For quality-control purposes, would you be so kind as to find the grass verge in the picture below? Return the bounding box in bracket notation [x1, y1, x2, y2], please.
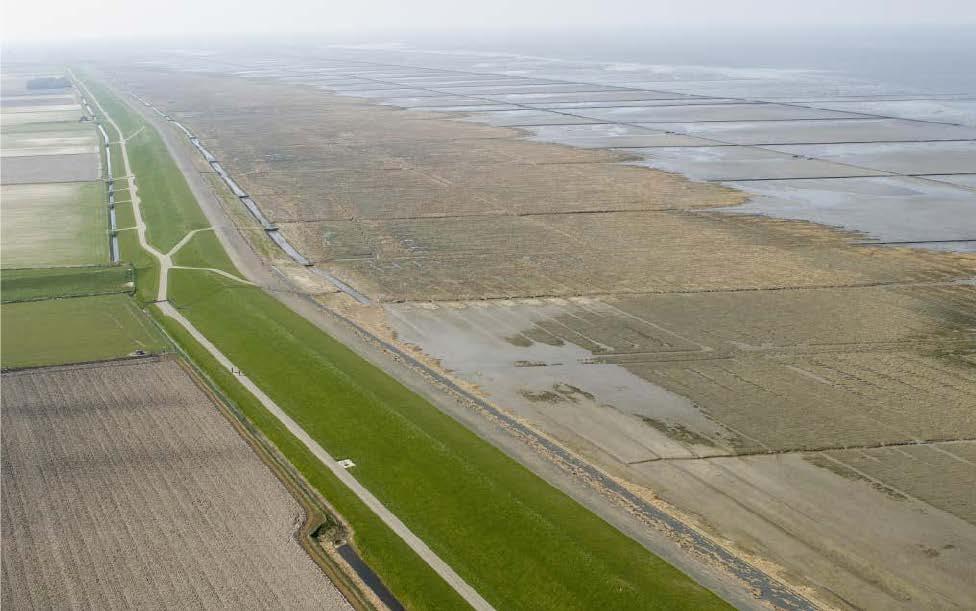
[113, 199, 159, 303]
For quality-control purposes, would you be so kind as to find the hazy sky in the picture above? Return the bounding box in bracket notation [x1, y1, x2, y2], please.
[4, 0, 976, 42]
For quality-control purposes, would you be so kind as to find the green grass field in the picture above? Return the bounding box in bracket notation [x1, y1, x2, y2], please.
[1, 293, 168, 368]
[1, 264, 133, 303]
[113, 199, 160, 303]
[1, 181, 109, 268]
[171, 229, 239, 276]
[83, 71, 729, 610]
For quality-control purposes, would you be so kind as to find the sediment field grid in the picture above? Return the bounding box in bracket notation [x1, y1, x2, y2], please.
[109, 54, 976, 609]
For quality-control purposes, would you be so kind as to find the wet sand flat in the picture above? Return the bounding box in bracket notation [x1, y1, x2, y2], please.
[631, 451, 976, 608]
[725, 176, 976, 243]
[628, 145, 882, 180]
[569, 102, 865, 122]
[788, 98, 976, 127]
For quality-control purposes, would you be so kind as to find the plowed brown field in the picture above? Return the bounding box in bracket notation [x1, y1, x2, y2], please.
[1, 358, 351, 610]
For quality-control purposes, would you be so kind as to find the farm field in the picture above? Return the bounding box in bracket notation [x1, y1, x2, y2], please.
[0, 181, 108, 267]
[108, 50, 976, 610]
[0, 73, 156, 370]
[0, 264, 133, 303]
[0, 86, 97, 184]
[1, 123, 98, 157]
[0, 294, 168, 368]
[0, 152, 100, 183]
[0, 357, 352, 609]
[1, 81, 108, 268]
[1, 108, 83, 125]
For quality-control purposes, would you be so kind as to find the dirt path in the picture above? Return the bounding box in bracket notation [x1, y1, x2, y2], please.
[74, 72, 495, 611]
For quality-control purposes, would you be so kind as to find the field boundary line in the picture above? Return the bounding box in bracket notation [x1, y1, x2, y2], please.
[0, 263, 128, 271]
[626, 437, 976, 465]
[0, 352, 162, 374]
[0, 288, 134, 305]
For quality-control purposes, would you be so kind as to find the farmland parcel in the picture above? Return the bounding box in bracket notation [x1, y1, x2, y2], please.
[0, 358, 352, 609]
[0, 294, 168, 368]
[0, 182, 108, 268]
[0, 74, 108, 268]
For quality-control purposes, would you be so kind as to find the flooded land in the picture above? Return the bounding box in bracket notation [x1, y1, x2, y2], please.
[100, 44, 976, 609]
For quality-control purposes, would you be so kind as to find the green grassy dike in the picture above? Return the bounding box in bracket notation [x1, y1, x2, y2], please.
[79, 69, 729, 611]
[153, 314, 466, 610]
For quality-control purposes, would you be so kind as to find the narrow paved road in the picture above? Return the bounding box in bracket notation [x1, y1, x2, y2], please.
[74, 71, 495, 611]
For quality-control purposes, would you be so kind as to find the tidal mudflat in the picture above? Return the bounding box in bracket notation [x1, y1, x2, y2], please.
[105, 46, 976, 609]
